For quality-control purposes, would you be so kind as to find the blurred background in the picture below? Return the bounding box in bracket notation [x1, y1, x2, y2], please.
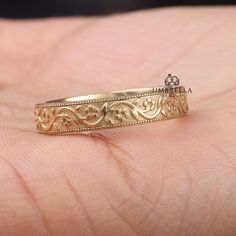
[0, 0, 235, 18]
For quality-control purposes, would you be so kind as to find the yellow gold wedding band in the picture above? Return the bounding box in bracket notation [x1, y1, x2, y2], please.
[35, 86, 189, 134]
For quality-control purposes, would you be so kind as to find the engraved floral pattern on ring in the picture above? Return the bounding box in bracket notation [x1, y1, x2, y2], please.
[35, 89, 188, 133]
[143, 98, 155, 111]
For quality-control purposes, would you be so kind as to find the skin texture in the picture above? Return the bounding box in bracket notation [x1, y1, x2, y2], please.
[0, 6, 236, 236]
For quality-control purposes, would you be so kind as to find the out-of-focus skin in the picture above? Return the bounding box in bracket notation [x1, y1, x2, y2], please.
[0, 7, 236, 236]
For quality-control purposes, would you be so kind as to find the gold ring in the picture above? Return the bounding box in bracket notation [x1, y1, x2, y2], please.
[35, 86, 189, 134]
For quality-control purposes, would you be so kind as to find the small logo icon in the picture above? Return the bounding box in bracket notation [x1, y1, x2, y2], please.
[165, 74, 180, 87]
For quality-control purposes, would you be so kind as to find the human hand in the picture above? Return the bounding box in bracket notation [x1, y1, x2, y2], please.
[0, 7, 236, 236]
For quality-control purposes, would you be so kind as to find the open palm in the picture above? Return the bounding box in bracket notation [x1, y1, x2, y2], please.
[0, 7, 236, 236]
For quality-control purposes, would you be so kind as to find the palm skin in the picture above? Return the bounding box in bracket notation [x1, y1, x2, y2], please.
[0, 6, 236, 236]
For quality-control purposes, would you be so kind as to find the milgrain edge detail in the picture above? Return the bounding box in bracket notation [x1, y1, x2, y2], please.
[35, 87, 189, 134]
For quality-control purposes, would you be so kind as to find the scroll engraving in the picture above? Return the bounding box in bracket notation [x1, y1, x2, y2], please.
[35, 92, 188, 133]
